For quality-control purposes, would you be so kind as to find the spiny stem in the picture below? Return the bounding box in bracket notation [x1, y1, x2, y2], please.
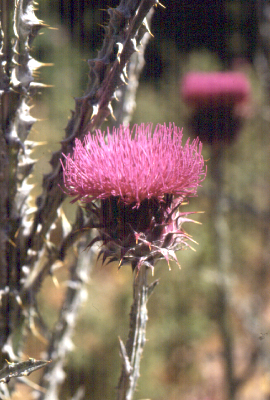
[117, 265, 158, 400]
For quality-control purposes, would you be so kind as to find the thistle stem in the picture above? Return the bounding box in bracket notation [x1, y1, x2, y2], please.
[116, 265, 158, 400]
[211, 146, 235, 399]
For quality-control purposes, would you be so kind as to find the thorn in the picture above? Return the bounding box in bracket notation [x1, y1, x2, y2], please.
[122, 65, 128, 79]
[157, 1, 166, 8]
[8, 238, 16, 248]
[120, 73, 128, 85]
[143, 17, 153, 37]
[118, 337, 132, 375]
[24, 140, 48, 147]
[30, 82, 54, 88]
[91, 104, 99, 118]
[15, 295, 23, 308]
[117, 42, 124, 62]
[148, 279, 159, 296]
[191, 220, 202, 225]
[189, 245, 197, 252]
[131, 38, 139, 52]
[185, 233, 199, 245]
[134, 232, 140, 244]
[29, 317, 48, 345]
[28, 59, 53, 69]
[159, 248, 171, 270]
[108, 102, 116, 120]
[168, 250, 181, 269]
[51, 274, 60, 288]
[96, 23, 106, 29]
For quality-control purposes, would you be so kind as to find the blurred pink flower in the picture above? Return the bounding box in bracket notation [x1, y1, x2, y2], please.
[181, 72, 250, 107]
[181, 72, 251, 145]
[61, 123, 206, 270]
[62, 123, 205, 205]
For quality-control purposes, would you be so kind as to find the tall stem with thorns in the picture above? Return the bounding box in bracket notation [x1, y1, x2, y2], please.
[117, 266, 158, 400]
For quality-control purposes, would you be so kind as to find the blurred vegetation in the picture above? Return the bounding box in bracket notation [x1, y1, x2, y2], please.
[22, 0, 270, 399]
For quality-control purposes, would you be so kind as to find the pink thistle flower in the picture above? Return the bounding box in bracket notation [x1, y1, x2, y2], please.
[61, 123, 206, 270]
[181, 72, 251, 145]
[181, 72, 250, 107]
[62, 123, 205, 205]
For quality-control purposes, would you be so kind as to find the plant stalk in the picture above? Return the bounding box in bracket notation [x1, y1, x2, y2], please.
[117, 265, 158, 400]
[210, 146, 236, 399]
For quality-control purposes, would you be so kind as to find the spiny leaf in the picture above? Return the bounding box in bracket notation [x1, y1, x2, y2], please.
[0, 358, 51, 383]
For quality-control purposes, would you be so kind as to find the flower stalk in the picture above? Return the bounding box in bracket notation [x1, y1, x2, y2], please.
[117, 265, 158, 400]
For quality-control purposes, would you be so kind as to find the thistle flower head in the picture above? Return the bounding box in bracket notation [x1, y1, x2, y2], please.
[181, 72, 251, 145]
[62, 123, 206, 270]
[62, 123, 205, 206]
[181, 72, 250, 107]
